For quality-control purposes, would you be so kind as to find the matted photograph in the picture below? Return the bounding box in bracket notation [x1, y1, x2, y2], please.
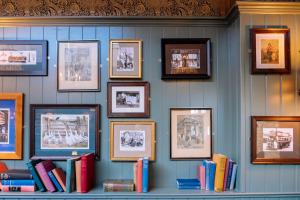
[262, 128, 293, 152]
[0, 109, 10, 144]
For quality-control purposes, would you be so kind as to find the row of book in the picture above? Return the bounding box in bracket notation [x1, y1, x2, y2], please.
[0, 169, 35, 192]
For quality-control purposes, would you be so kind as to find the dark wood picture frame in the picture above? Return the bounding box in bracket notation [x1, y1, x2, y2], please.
[107, 82, 150, 118]
[30, 104, 100, 160]
[251, 28, 290, 74]
[251, 116, 300, 164]
[161, 38, 211, 80]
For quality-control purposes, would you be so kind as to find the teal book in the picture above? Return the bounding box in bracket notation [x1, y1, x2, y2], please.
[66, 157, 79, 193]
[26, 160, 46, 192]
[142, 158, 149, 193]
[48, 171, 64, 192]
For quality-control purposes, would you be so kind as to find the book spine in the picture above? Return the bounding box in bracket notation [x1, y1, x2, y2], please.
[137, 159, 143, 193]
[226, 161, 234, 190]
[81, 157, 88, 193]
[26, 162, 46, 192]
[2, 180, 35, 186]
[133, 163, 137, 190]
[103, 183, 134, 192]
[229, 164, 238, 190]
[52, 169, 66, 192]
[0, 173, 33, 180]
[2, 185, 35, 192]
[75, 160, 81, 193]
[177, 185, 201, 190]
[142, 158, 149, 193]
[213, 155, 227, 192]
[209, 162, 216, 191]
[35, 163, 56, 192]
[204, 161, 210, 191]
[48, 171, 63, 192]
[222, 159, 230, 191]
[66, 159, 75, 193]
[200, 166, 206, 190]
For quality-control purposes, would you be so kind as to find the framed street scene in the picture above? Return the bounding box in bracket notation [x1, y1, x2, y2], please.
[170, 108, 212, 160]
[110, 121, 155, 161]
[0, 40, 47, 76]
[0, 93, 23, 160]
[30, 104, 100, 160]
[251, 116, 300, 164]
[251, 28, 290, 74]
[107, 82, 150, 118]
[161, 38, 211, 79]
[57, 41, 100, 91]
[109, 40, 142, 79]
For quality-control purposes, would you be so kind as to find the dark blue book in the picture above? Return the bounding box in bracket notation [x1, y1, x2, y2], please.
[48, 171, 64, 192]
[177, 185, 200, 190]
[26, 160, 46, 192]
[208, 162, 216, 191]
[2, 180, 35, 186]
[226, 160, 234, 190]
[142, 158, 149, 193]
[176, 179, 200, 186]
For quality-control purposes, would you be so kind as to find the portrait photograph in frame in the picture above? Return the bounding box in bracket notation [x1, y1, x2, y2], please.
[57, 41, 100, 91]
[251, 28, 290, 74]
[251, 116, 300, 164]
[0, 93, 23, 160]
[30, 104, 100, 160]
[161, 38, 211, 80]
[110, 121, 155, 161]
[107, 82, 150, 118]
[0, 40, 47, 76]
[170, 108, 212, 160]
[109, 39, 142, 79]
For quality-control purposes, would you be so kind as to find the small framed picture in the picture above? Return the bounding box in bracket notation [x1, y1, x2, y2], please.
[57, 41, 100, 91]
[107, 82, 150, 118]
[30, 104, 100, 160]
[109, 40, 142, 79]
[170, 108, 212, 160]
[110, 121, 155, 161]
[251, 28, 290, 74]
[251, 116, 300, 164]
[0, 40, 47, 76]
[161, 38, 211, 79]
[0, 93, 23, 160]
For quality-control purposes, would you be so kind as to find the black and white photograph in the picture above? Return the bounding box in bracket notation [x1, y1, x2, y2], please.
[41, 114, 89, 149]
[116, 91, 140, 108]
[116, 47, 134, 71]
[0, 109, 9, 144]
[171, 49, 200, 70]
[262, 128, 293, 152]
[120, 130, 145, 152]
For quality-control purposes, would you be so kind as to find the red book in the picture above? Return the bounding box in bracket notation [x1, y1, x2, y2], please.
[35, 160, 56, 192]
[52, 168, 66, 192]
[223, 159, 230, 191]
[81, 153, 95, 193]
[136, 158, 143, 193]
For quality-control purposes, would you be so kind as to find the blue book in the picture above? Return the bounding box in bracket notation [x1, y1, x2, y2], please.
[2, 180, 35, 186]
[226, 160, 234, 190]
[48, 171, 64, 192]
[202, 160, 210, 190]
[142, 158, 149, 193]
[176, 179, 200, 186]
[229, 164, 238, 190]
[177, 185, 200, 190]
[208, 162, 216, 191]
[66, 157, 79, 193]
[26, 160, 46, 192]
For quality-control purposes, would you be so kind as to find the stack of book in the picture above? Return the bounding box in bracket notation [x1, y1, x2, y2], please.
[0, 169, 35, 192]
[103, 179, 134, 192]
[176, 179, 200, 190]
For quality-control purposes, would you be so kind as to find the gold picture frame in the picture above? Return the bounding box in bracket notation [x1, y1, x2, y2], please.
[110, 121, 155, 161]
[109, 39, 142, 79]
[0, 93, 23, 160]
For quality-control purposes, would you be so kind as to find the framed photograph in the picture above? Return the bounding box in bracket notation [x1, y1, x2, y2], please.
[0, 93, 23, 160]
[251, 116, 300, 164]
[109, 40, 142, 79]
[30, 104, 100, 160]
[161, 38, 211, 79]
[170, 108, 212, 160]
[110, 121, 155, 161]
[0, 40, 47, 76]
[107, 82, 150, 118]
[251, 28, 290, 74]
[57, 41, 100, 91]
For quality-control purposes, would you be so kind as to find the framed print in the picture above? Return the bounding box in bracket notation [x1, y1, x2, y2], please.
[170, 108, 212, 160]
[251, 116, 300, 164]
[0, 93, 23, 160]
[107, 82, 150, 118]
[57, 41, 100, 91]
[161, 38, 211, 80]
[109, 40, 142, 79]
[0, 40, 47, 76]
[110, 121, 155, 161]
[251, 28, 290, 74]
[30, 104, 100, 160]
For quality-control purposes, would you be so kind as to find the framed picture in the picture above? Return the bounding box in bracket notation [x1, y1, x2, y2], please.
[0, 40, 47, 76]
[57, 41, 100, 91]
[0, 93, 23, 160]
[109, 40, 142, 79]
[107, 82, 150, 118]
[30, 104, 100, 160]
[251, 28, 290, 74]
[251, 116, 300, 164]
[170, 108, 212, 160]
[161, 38, 211, 79]
[110, 121, 155, 161]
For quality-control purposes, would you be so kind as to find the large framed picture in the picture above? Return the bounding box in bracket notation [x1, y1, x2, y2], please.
[161, 38, 211, 79]
[251, 116, 300, 164]
[107, 82, 150, 118]
[251, 28, 290, 74]
[170, 108, 212, 160]
[0, 93, 23, 160]
[110, 121, 155, 161]
[30, 104, 100, 160]
[0, 40, 47, 76]
[57, 41, 100, 91]
[109, 40, 142, 79]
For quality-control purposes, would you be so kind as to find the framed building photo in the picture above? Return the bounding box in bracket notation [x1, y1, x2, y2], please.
[161, 38, 211, 79]
[57, 41, 100, 91]
[0, 40, 47, 76]
[107, 82, 150, 118]
[170, 108, 212, 160]
[110, 121, 155, 161]
[109, 40, 142, 79]
[251, 28, 290, 74]
[251, 116, 300, 164]
[0, 93, 23, 160]
[30, 104, 100, 160]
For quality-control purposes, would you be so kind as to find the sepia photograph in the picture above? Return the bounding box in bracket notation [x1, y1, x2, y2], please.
[262, 128, 293, 152]
[0, 50, 37, 65]
[170, 49, 200, 74]
[0, 109, 9, 144]
[260, 39, 279, 64]
[116, 91, 140, 108]
[120, 130, 145, 151]
[116, 47, 134, 71]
